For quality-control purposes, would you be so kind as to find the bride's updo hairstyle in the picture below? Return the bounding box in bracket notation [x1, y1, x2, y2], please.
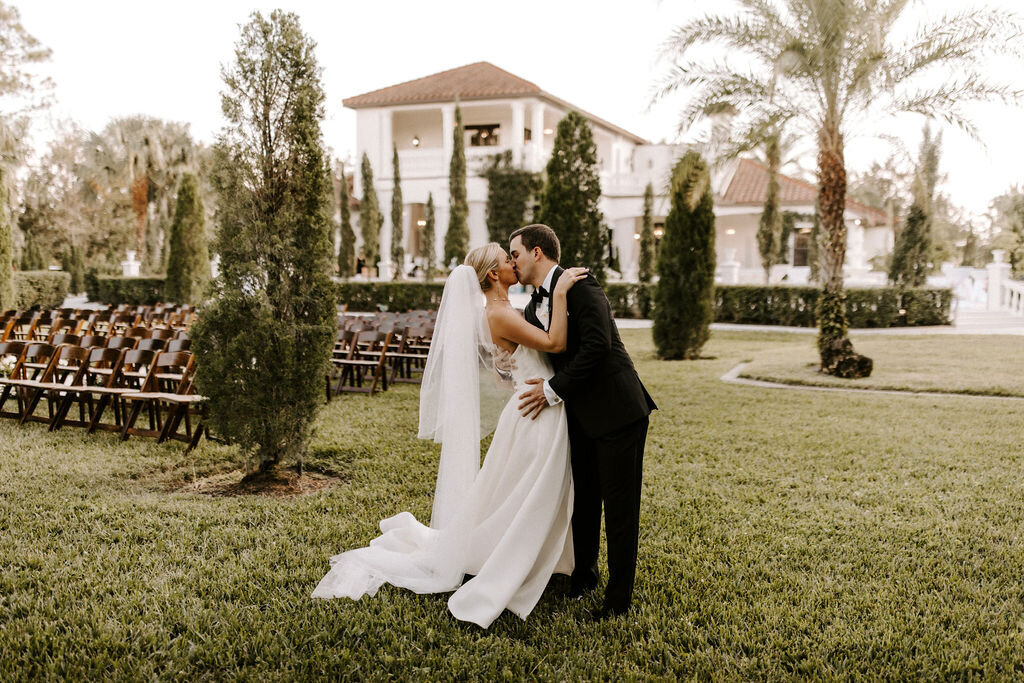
[464, 243, 504, 292]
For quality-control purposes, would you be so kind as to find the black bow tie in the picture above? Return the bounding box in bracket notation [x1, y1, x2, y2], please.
[530, 286, 549, 306]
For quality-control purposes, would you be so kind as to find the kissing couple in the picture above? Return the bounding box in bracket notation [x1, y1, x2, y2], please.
[313, 224, 656, 627]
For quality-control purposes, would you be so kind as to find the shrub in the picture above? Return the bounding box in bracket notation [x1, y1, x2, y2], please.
[336, 281, 445, 312]
[605, 283, 953, 328]
[14, 270, 70, 309]
[86, 276, 165, 306]
[192, 11, 336, 475]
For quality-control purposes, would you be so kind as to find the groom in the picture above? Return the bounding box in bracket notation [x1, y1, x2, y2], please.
[510, 224, 656, 619]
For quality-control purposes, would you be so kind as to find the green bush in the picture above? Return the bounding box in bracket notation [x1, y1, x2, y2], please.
[604, 283, 952, 328]
[13, 270, 70, 309]
[336, 281, 445, 312]
[86, 275, 166, 305]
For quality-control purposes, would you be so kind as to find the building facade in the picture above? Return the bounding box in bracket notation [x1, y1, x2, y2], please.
[342, 62, 892, 283]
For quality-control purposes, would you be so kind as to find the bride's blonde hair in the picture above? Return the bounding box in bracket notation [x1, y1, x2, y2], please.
[464, 243, 504, 292]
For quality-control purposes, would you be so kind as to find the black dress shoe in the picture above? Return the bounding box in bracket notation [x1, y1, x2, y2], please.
[592, 605, 630, 621]
[568, 580, 598, 599]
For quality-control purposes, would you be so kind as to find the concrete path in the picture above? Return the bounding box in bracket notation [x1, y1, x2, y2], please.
[720, 362, 1024, 402]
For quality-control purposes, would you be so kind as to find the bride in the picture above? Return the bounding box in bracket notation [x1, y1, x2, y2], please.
[312, 243, 589, 628]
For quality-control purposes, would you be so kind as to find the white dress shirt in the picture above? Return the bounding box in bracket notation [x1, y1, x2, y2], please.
[536, 266, 563, 407]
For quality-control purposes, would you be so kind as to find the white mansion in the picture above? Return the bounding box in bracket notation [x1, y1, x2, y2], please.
[342, 61, 892, 284]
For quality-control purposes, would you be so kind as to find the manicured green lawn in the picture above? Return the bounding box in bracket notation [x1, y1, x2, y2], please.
[739, 332, 1024, 396]
[3, 329, 1024, 678]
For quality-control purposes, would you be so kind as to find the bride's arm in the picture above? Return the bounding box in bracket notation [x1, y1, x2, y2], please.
[489, 267, 588, 352]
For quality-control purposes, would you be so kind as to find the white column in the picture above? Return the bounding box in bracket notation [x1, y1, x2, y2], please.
[530, 102, 545, 172]
[511, 100, 525, 166]
[988, 249, 1010, 311]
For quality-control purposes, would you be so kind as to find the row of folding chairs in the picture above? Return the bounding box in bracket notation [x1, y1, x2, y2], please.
[326, 323, 434, 399]
[0, 341, 207, 451]
[1, 307, 196, 342]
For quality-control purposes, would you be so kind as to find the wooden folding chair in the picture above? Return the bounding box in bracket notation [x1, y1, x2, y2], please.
[330, 330, 392, 396]
[0, 342, 58, 419]
[2, 313, 38, 342]
[49, 347, 126, 431]
[388, 325, 433, 384]
[84, 348, 157, 433]
[152, 374, 208, 452]
[120, 351, 195, 441]
[18, 345, 92, 425]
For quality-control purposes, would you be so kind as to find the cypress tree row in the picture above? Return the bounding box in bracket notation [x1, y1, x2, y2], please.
[164, 172, 209, 304]
[391, 143, 403, 279]
[652, 150, 716, 360]
[20, 231, 45, 270]
[337, 169, 356, 278]
[536, 111, 606, 282]
[0, 170, 14, 311]
[638, 182, 655, 283]
[191, 10, 336, 475]
[423, 192, 436, 281]
[359, 152, 382, 273]
[444, 104, 468, 266]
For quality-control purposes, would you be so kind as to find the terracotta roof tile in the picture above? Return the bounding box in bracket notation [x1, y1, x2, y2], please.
[343, 62, 542, 108]
[721, 158, 888, 224]
[343, 61, 646, 144]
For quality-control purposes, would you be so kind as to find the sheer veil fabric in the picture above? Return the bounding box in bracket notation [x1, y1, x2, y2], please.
[312, 266, 574, 628]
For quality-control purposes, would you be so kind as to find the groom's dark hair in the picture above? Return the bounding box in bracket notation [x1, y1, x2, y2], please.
[510, 224, 560, 262]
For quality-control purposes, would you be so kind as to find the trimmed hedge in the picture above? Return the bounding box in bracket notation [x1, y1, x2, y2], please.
[606, 283, 953, 328]
[86, 275, 166, 306]
[336, 281, 445, 312]
[14, 270, 70, 309]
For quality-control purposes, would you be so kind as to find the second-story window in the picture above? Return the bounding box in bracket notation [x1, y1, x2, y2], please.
[466, 124, 500, 147]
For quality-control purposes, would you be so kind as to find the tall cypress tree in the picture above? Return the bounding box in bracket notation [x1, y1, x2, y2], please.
[164, 172, 209, 304]
[653, 150, 715, 360]
[191, 10, 336, 475]
[70, 244, 85, 294]
[757, 134, 783, 283]
[444, 104, 469, 266]
[536, 111, 606, 282]
[890, 124, 939, 288]
[638, 182, 655, 283]
[391, 143, 404, 279]
[0, 169, 14, 311]
[359, 152, 382, 272]
[337, 167, 356, 278]
[423, 192, 436, 281]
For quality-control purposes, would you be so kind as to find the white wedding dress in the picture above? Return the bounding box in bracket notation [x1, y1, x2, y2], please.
[312, 342, 574, 629]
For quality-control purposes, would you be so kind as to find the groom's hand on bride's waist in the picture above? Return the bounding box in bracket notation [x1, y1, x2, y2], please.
[518, 378, 548, 419]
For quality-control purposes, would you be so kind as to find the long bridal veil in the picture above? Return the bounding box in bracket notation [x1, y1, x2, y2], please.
[417, 264, 502, 529]
[312, 265, 502, 599]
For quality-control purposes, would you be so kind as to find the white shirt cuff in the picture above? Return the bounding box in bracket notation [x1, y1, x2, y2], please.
[542, 380, 562, 406]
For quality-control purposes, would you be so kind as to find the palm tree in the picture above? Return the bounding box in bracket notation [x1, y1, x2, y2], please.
[657, 0, 1023, 377]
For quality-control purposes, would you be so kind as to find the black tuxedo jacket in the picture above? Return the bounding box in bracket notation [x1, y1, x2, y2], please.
[524, 266, 656, 439]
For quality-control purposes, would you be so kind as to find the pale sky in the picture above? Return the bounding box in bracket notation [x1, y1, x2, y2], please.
[15, 0, 1024, 218]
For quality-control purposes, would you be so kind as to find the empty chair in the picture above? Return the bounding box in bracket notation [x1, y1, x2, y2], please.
[0, 342, 57, 419]
[79, 335, 108, 349]
[18, 345, 91, 425]
[84, 348, 157, 433]
[165, 338, 191, 352]
[120, 351, 195, 441]
[105, 336, 138, 351]
[49, 347, 125, 432]
[136, 338, 166, 352]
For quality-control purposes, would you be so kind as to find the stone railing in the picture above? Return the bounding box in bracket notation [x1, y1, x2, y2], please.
[988, 250, 1024, 316]
[1002, 278, 1024, 316]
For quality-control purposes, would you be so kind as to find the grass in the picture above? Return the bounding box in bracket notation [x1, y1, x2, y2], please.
[3, 329, 1024, 678]
[738, 332, 1024, 396]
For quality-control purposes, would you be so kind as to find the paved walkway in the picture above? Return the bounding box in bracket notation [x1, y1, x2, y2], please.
[719, 362, 1024, 401]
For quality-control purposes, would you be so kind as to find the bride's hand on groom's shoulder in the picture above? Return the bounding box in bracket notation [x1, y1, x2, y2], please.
[555, 267, 589, 296]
